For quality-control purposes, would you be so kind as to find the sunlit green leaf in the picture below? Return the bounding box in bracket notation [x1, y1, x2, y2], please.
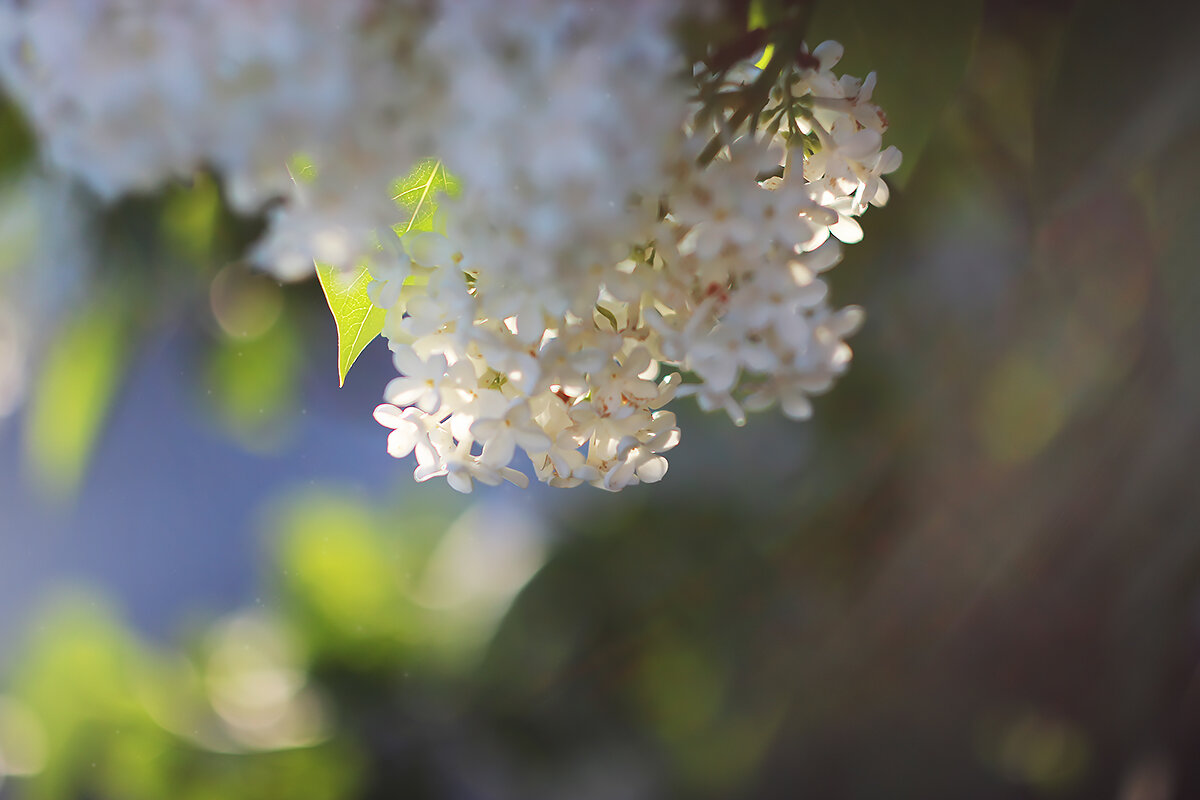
[315, 261, 385, 387]
[747, 0, 774, 67]
[24, 303, 128, 498]
[317, 159, 460, 384]
[747, 0, 769, 28]
[391, 158, 460, 236]
[289, 152, 319, 184]
[808, 0, 982, 188]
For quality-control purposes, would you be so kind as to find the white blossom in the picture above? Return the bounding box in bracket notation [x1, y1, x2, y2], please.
[359, 29, 898, 493]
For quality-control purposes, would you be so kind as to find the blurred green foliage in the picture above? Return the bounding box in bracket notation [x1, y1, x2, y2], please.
[2, 0, 1200, 798]
[23, 302, 129, 498]
[206, 315, 300, 449]
[5, 595, 363, 800]
[0, 491, 550, 798]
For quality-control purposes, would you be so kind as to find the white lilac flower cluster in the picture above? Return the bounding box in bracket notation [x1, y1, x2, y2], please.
[0, 0, 900, 492]
[367, 34, 899, 492]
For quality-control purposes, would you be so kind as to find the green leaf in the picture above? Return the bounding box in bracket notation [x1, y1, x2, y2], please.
[24, 302, 128, 498]
[392, 158, 460, 236]
[316, 261, 385, 387]
[317, 159, 460, 385]
[807, 0, 982, 188]
[746, 0, 778, 66]
[747, 0, 770, 28]
[288, 152, 319, 183]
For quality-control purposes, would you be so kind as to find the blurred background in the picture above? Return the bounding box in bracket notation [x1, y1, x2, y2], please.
[2, 0, 1200, 797]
